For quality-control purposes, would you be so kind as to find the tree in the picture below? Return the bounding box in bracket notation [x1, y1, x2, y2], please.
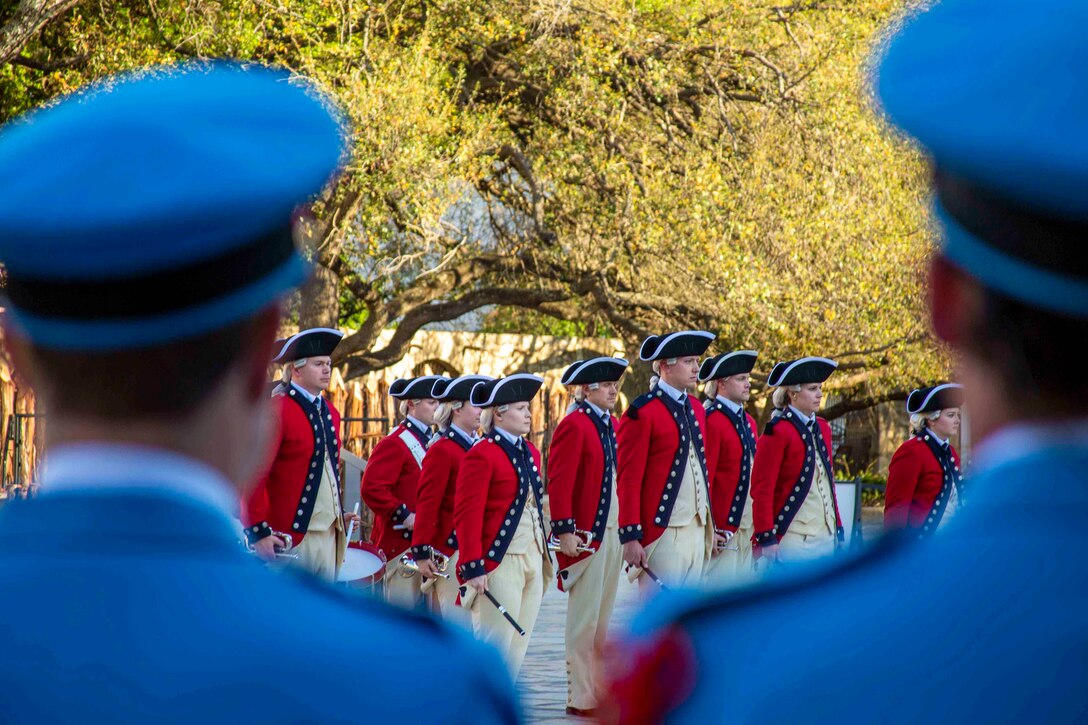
[0, 0, 944, 418]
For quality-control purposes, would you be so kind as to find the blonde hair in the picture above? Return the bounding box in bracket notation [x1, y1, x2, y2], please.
[910, 410, 942, 433]
[771, 384, 802, 410]
[480, 407, 495, 432]
[434, 402, 454, 429]
[398, 399, 409, 418]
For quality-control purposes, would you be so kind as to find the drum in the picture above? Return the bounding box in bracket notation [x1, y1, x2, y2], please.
[337, 542, 386, 591]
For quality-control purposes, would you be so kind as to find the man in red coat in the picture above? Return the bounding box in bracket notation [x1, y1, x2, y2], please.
[361, 374, 442, 607]
[751, 356, 843, 565]
[455, 374, 552, 677]
[244, 328, 360, 580]
[411, 374, 491, 619]
[699, 350, 760, 581]
[549, 356, 628, 716]
[618, 331, 716, 595]
[885, 383, 965, 537]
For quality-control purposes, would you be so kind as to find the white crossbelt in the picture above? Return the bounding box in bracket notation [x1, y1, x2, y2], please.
[398, 428, 426, 468]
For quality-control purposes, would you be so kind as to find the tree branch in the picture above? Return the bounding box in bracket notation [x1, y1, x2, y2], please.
[0, 0, 82, 66]
[337, 285, 576, 378]
[821, 389, 909, 421]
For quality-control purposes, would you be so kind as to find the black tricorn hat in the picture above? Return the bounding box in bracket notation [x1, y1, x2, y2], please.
[433, 374, 493, 402]
[390, 375, 445, 400]
[278, 328, 344, 363]
[907, 383, 965, 414]
[562, 357, 629, 385]
[638, 331, 715, 362]
[768, 357, 838, 386]
[469, 373, 545, 408]
[698, 350, 758, 382]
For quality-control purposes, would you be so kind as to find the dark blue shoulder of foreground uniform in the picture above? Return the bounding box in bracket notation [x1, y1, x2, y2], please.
[627, 529, 910, 638]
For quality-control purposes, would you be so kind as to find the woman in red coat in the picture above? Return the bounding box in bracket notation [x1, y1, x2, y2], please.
[410, 374, 490, 619]
[751, 356, 843, 565]
[699, 349, 760, 581]
[884, 383, 965, 538]
[548, 356, 627, 716]
[455, 374, 552, 678]
[360, 374, 442, 608]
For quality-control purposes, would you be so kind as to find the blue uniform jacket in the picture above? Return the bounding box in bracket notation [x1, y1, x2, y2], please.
[0, 488, 519, 724]
[613, 439, 1088, 723]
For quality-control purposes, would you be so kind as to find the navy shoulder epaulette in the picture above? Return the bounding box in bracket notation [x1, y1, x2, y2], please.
[624, 392, 655, 420]
[763, 415, 785, 436]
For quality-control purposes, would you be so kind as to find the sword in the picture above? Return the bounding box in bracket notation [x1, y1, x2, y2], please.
[626, 563, 670, 591]
[482, 590, 526, 636]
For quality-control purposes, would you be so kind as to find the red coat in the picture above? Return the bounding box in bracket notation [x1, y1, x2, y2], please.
[454, 433, 550, 581]
[751, 409, 842, 546]
[703, 401, 758, 534]
[243, 387, 341, 545]
[617, 388, 711, 548]
[410, 427, 473, 560]
[360, 420, 430, 560]
[884, 433, 963, 532]
[547, 403, 619, 585]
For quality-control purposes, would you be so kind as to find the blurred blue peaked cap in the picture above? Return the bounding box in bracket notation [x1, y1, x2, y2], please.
[875, 0, 1088, 319]
[0, 61, 347, 349]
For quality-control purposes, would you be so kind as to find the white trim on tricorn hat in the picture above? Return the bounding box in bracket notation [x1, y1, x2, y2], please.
[390, 375, 445, 400]
[560, 360, 584, 386]
[906, 383, 965, 415]
[698, 350, 758, 383]
[469, 373, 545, 408]
[565, 357, 629, 385]
[772, 356, 838, 386]
[638, 330, 716, 362]
[270, 337, 290, 363]
[766, 361, 787, 388]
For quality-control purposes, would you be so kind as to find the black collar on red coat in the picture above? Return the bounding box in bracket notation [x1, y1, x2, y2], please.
[441, 426, 473, 452]
[709, 400, 756, 452]
[403, 418, 431, 447]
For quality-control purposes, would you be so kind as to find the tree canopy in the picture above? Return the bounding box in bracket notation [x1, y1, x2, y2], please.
[0, 0, 944, 417]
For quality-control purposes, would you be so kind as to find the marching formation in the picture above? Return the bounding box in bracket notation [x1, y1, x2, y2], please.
[4, 0, 1088, 720]
[247, 325, 966, 716]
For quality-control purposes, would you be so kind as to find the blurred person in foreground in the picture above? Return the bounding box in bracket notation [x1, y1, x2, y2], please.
[0, 62, 517, 724]
[602, 0, 1088, 721]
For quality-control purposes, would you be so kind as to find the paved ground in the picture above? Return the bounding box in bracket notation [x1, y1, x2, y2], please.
[518, 570, 638, 723]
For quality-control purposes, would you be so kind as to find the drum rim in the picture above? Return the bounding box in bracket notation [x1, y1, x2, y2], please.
[339, 541, 387, 584]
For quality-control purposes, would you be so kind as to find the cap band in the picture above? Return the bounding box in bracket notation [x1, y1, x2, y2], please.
[936, 169, 1088, 279]
[5, 226, 294, 321]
